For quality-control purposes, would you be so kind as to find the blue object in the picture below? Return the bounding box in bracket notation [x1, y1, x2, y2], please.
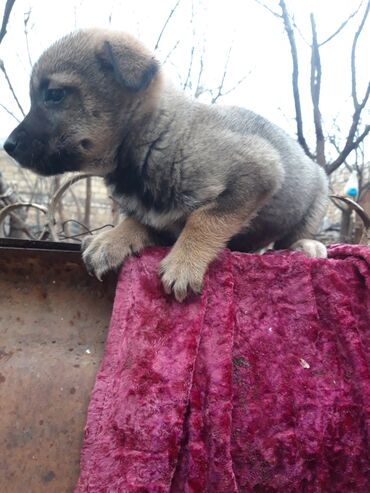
[347, 187, 357, 197]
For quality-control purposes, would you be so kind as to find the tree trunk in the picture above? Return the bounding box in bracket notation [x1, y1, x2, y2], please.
[340, 208, 353, 243]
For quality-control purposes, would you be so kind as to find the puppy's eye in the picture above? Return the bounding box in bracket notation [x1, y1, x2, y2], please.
[44, 88, 66, 105]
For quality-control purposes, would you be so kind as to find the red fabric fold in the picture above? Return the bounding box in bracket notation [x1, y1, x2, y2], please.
[75, 246, 370, 493]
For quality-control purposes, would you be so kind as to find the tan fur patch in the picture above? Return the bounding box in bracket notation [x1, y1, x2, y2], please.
[159, 205, 250, 301]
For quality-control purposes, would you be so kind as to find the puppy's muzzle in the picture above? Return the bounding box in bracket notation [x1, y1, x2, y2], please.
[4, 128, 28, 157]
[4, 126, 45, 168]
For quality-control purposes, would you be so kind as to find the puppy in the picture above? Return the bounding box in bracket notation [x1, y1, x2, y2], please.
[4, 29, 328, 301]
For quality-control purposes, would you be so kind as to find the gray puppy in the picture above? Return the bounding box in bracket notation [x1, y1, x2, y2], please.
[4, 29, 328, 301]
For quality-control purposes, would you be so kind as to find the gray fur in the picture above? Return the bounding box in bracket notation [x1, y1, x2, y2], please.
[3, 29, 329, 299]
[105, 81, 328, 249]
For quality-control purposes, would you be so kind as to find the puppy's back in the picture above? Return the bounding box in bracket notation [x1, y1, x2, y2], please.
[210, 104, 327, 203]
[197, 104, 329, 248]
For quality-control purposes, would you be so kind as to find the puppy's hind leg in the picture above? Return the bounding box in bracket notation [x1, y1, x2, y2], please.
[288, 238, 327, 258]
[274, 192, 329, 259]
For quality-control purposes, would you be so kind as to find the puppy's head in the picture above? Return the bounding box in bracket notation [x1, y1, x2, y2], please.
[3, 29, 161, 176]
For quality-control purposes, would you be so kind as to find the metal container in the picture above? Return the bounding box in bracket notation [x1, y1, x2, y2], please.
[0, 239, 116, 493]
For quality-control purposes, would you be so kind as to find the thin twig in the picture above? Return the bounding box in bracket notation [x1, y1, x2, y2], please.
[216, 73, 250, 99]
[154, 0, 181, 50]
[211, 43, 233, 104]
[84, 176, 92, 230]
[0, 101, 20, 121]
[254, 0, 281, 18]
[194, 49, 205, 98]
[0, 0, 16, 45]
[183, 0, 196, 91]
[291, 14, 310, 45]
[0, 59, 25, 116]
[23, 9, 33, 67]
[58, 222, 114, 242]
[359, 181, 370, 199]
[320, 1, 364, 46]
[351, 0, 370, 109]
[162, 40, 180, 65]
[327, 124, 370, 174]
[183, 46, 194, 90]
[68, 187, 83, 222]
[328, 135, 352, 171]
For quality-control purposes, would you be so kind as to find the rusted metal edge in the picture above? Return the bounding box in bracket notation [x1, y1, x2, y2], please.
[0, 237, 81, 252]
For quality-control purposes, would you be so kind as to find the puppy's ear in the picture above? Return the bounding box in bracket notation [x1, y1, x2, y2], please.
[96, 38, 159, 92]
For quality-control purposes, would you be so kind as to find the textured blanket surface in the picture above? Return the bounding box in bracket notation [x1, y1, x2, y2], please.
[75, 245, 370, 493]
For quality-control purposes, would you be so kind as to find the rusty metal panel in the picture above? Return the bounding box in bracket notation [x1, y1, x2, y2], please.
[0, 242, 116, 493]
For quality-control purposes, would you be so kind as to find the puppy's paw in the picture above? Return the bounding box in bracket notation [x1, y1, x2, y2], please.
[81, 234, 94, 252]
[289, 239, 327, 258]
[81, 229, 144, 280]
[159, 250, 206, 302]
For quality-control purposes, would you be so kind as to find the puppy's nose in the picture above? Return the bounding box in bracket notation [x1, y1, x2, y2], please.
[3, 134, 17, 155]
[4, 129, 28, 158]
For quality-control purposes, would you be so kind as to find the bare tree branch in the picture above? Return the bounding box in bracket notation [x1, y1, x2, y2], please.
[0, 59, 25, 116]
[0, 101, 20, 121]
[211, 44, 233, 104]
[84, 176, 92, 231]
[23, 9, 33, 67]
[353, 143, 366, 192]
[319, 1, 364, 46]
[162, 40, 180, 65]
[67, 187, 83, 223]
[310, 14, 325, 166]
[258, 0, 369, 180]
[351, 0, 370, 109]
[291, 14, 310, 45]
[326, 1, 370, 173]
[0, 0, 16, 45]
[154, 0, 182, 51]
[359, 181, 370, 198]
[328, 134, 352, 171]
[327, 124, 370, 174]
[254, 0, 281, 19]
[214, 73, 250, 101]
[194, 52, 205, 98]
[279, 0, 314, 159]
[183, 45, 194, 90]
[183, 0, 196, 91]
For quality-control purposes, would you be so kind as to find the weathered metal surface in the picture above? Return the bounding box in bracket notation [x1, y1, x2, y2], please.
[0, 241, 116, 493]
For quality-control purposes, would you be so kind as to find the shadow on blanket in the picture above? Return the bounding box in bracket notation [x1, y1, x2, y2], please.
[75, 245, 370, 493]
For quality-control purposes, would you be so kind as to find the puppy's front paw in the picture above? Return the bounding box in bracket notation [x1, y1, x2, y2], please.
[81, 229, 142, 280]
[159, 250, 206, 302]
[289, 239, 327, 258]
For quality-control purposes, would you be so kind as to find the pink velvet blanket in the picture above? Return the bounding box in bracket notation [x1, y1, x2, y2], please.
[75, 245, 370, 493]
